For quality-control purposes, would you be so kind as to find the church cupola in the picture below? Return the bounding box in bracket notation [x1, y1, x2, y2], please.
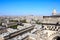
[52, 9, 57, 15]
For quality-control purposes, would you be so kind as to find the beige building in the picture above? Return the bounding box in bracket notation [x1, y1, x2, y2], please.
[42, 9, 60, 23]
[0, 27, 7, 34]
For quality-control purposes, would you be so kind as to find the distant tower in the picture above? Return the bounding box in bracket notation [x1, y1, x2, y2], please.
[52, 9, 57, 15]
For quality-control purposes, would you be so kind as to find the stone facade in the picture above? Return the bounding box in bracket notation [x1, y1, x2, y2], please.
[42, 16, 60, 23]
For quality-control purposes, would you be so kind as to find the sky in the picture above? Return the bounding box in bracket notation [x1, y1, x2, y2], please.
[0, 0, 60, 16]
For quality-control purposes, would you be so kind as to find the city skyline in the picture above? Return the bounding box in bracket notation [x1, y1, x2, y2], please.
[0, 0, 60, 16]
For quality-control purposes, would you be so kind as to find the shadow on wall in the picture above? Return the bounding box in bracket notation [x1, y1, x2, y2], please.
[53, 36, 60, 40]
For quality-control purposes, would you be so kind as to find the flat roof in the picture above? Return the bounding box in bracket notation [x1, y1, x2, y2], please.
[43, 15, 60, 18]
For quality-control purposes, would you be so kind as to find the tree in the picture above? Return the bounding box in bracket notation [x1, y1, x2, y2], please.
[9, 20, 18, 22]
[20, 19, 27, 23]
[36, 20, 41, 24]
[9, 25, 17, 29]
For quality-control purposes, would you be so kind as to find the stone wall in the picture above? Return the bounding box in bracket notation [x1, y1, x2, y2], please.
[42, 16, 60, 23]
